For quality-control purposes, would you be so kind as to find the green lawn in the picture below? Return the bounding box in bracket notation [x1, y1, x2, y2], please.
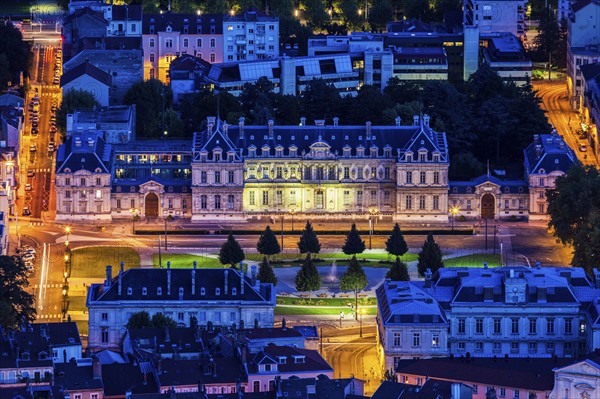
[275, 306, 378, 316]
[70, 246, 140, 278]
[245, 252, 417, 267]
[276, 296, 376, 306]
[444, 254, 502, 267]
[153, 253, 224, 268]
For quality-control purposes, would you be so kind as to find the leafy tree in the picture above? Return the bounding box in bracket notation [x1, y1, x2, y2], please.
[256, 225, 281, 260]
[533, 7, 565, 68]
[123, 79, 175, 138]
[368, 0, 394, 32]
[385, 223, 408, 258]
[0, 54, 12, 91]
[342, 224, 366, 255]
[180, 89, 243, 135]
[257, 256, 278, 285]
[344, 85, 394, 125]
[417, 233, 444, 276]
[486, 387, 497, 399]
[298, 221, 321, 255]
[339, 0, 364, 30]
[295, 253, 321, 298]
[0, 23, 30, 89]
[151, 312, 177, 328]
[449, 152, 485, 180]
[0, 256, 35, 330]
[547, 165, 600, 274]
[239, 77, 276, 124]
[386, 257, 410, 281]
[383, 77, 422, 104]
[299, 79, 342, 123]
[382, 368, 397, 382]
[57, 89, 99, 134]
[126, 311, 152, 329]
[340, 255, 368, 318]
[302, 0, 329, 29]
[219, 233, 246, 268]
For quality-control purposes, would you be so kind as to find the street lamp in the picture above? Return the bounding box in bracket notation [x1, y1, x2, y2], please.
[289, 209, 295, 231]
[164, 214, 173, 250]
[449, 205, 459, 231]
[339, 311, 344, 328]
[368, 208, 378, 250]
[360, 308, 366, 338]
[65, 226, 71, 249]
[130, 208, 139, 234]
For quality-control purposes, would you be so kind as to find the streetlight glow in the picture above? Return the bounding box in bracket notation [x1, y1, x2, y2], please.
[450, 205, 459, 230]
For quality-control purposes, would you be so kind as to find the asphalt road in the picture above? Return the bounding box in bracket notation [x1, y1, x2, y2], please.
[534, 80, 597, 165]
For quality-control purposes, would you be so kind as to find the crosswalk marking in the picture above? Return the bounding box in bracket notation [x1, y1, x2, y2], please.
[29, 222, 45, 226]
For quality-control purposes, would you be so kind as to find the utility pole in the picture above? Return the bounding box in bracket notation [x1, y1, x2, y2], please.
[281, 216, 284, 252]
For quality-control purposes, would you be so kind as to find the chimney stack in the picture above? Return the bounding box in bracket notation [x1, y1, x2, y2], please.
[395, 116, 401, 126]
[207, 116, 216, 133]
[423, 114, 430, 127]
[223, 122, 228, 136]
[224, 270, 229, 295]
[594, 270, 600, 289]
[192, 261, 197, 295]
[333, 117, 339, 126]
[268, 119, 274, 140]
[424, 268, 432, 288]
[240, 270, 245, 295]
[92, 356, 102, 380]
[300, 117, 306, 126]
[413, 115, 419, 126]
[167, 261, 171, 296]
[250, 265, 257, 287]
[105, 266, 112, 289]
[239, 117, 245, 139]
[366, 121, 372, 138]
[118, 262, 124, 296]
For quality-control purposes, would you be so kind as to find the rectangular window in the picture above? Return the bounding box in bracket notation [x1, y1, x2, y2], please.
[200, 195, 207, 209]
[357, 190, 363, 205]
[420, 171, 426, 184]
[500, 388, 506, 397]
[458, 342, 466, 351]
[529, 342, 537, 352]
[95, 189, 102, 199]
[182, 198, 187, 209]
[227, 195, 234, 210]
[384, 167, 390, 179]
[168, 198, 173, 209]
[149, 38, 155, 47]
[130, 199, 135, 208]
[197, 38, 202, 46]
[494, 318, 501, 334]
[370, 190, 377, 203]
[406, 171, 412, 184]
[493, 342, 501, 352]
[529, 318, 537, 334]
[276, 190, 283, 206]
[96, 177, 101, 186]
[165, 38, 173, 48]
[249, 191, 255, 206]
[343, 190, 350, 205]
[101, 328, 108, 343]
[476, 318, 483, 334]
[214, 171, 221, 183]
[419, 195, 426, 210]
[116, 199, 121, 209]
[384, 190, 391, 205]
[467, 199, 472, 210]
[66, 177, 71, 186]
[476, 342, 483, 352]
[178, 312, 184, 321]
[183, 38, 189, 47]
[433, 171, 440, 184]
[228, 171, 235, 183]
[511, 318, 519, 334]
[547, 318, 555, 334]
[65, 191, 71, 199]
[276, 167, 283, 178]
[433, 195, 439, 210]
[405, 195, 412, 210]
[214, 195, 221, 209]
[80, 178, 86, 186]
[201, 171, 207, 183]
[290, 190, 296, 205]
[565, 318, 573, 334]
[432, 333, 439, 347]
[393, 332, 402, 347]
[344, 167, 350, 179]
[262, 191, 269, 205]
[412, 333, 420, 347]
[101, 312, 108, 321]
[458, 318, 466, 334]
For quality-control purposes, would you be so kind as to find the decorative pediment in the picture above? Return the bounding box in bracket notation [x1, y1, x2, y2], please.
[575, 382, 595, 391]
[307, 140, 334, 159]
[139, 180, 164, 194]
[476, 181, 500, 194]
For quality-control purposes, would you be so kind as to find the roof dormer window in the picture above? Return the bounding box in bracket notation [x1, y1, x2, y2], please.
[232, 287, 237, 295]
[200, 287, 206, 296]
[157, 287, 162, 295]
[142, 287, 147, 295]
[216, 288, 221, 296]
[127, 287, 133, 295]
[406, 152, 413, 162]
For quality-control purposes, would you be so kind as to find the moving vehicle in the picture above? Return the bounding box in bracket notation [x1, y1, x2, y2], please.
[24, 183, 32, 191]
[27, 169, 34, 177]
[29, 144, 36, 152]
[22, 206, 31, 216]
[580, 144, 587, 152]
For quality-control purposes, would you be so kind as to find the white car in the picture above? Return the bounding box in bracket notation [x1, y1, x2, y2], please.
[24, 183, 32, 191]
[29, 144, 36, 152]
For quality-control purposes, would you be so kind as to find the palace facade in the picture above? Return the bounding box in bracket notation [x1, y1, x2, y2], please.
[55, 115, 577, 223]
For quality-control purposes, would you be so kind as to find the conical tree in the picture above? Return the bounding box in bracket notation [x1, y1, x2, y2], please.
[295, 253, 321, 299]
[342, 223, 366, 255]
[298, 221, 321, 255]
[218, 232, 245, 269]
[385, 223, 408, 258]
[340, 255, 368, 319]
[417, 233, 444, 277]
[386, 257, 410, 281]
[256, 225, 281, 261]
[257, 256, 278, 285]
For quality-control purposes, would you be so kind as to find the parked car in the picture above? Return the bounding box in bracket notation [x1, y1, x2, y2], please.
[24, 183, 32, 191]
[22, 206, 31, 216]
[27, 169, 34, 177]
[48, 144, 55, 152]
[580, 144, 587, 152]
[21, 253, 35, 262]
[29, 144, 36, 152]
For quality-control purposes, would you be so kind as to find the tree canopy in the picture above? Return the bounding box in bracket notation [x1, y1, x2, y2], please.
[57, 89, 99, 135]
[386, 257, 410, 281]
[340, 255, 368, 318]
[0, 256, 36, 330]
[385, 223, 408, 258]
[342, 223, 366, 255]
[417, 233, 444, 276]
[256, 225, 281, 259]
[257, 256, 278, 285]
[298, 221, 321, 255]
[219, 233, 245, 268]
[547, 165, 600, 274]
[295, 253, 321, 296]
[0, 23, 30, 90]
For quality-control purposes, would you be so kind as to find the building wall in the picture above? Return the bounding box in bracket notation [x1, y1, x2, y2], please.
[247, 370, 334, 393]
[52, 344, 83, 363]
[62, 76, 110, 107]
[527, 170, 564, 220]
[55, 169, 112, 222]
[222, 17, 279, 62]
[143, 32, 223, 82]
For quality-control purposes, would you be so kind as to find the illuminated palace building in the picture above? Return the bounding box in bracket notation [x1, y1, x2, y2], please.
[55, 114, 576, 222]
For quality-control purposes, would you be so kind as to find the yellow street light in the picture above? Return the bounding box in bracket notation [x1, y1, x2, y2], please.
[450, 205, 460, 230]
[294, 9, 299, 17]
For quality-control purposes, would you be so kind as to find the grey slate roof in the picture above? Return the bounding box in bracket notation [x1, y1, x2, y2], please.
[60, 60, 112, 87]
[102, 362, 159, 396]
[158, 356, 248, 387]
[111, 4, 142, 20]
[56, 131, 112, 174]
[90, 268, 273, 303]
[449, 174, 528, 194]
[193, 119, 449, 161]
[54, 361, 104, 391]
[524, 133, 578, 175]
[377, 281, 448, 325]
[143, 12, 224, 34]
